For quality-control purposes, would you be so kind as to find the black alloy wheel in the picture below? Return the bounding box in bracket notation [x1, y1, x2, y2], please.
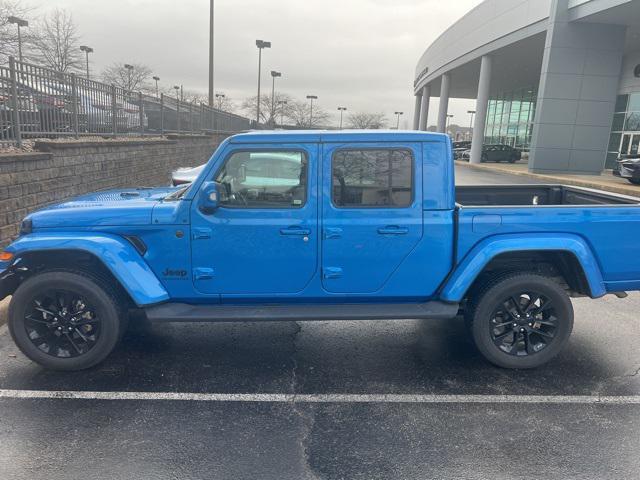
[9, 271, 124, 370]
[467, 273, 574, 369]
[23, 289, 101, 359]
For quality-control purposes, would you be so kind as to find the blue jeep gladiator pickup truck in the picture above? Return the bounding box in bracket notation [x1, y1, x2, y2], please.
[1, 131, 639, 371]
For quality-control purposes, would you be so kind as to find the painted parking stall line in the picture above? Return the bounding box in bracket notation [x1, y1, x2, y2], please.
[1, 389, 640, 405]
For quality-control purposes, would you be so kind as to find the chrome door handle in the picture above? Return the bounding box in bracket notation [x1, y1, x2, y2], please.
[280, 227, 311, 236]
[377, 226, 409, 235]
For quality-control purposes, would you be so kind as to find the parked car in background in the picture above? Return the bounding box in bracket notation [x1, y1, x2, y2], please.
[452, 141, 471, 160]
[461, 144, 522, 163]
[0, 85, 40, 135]
[171, 164, 205, 186]
[613, 154, 640, 185]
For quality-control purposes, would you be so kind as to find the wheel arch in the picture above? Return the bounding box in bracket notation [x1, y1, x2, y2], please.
[441, 233, 606, 303]
[4, 233, 169, 307]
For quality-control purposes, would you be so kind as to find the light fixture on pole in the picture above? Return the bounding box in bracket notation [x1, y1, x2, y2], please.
[152, 76, 160, 98]
[173, 85, 180, 101]
[255, 39, 271, 124]
[467, 110, 476, 140]
[124, 64, 134, 91]
[394, 111, 404, 130]
[306, 95, 318, 128]
[8, 16, 28, 64]
[215, 93, 225, 109]
[278, 100, 288, 128]
[79, 45, 93, 80]
[337, 107, 347, 129]
[270, 71, 282, 126]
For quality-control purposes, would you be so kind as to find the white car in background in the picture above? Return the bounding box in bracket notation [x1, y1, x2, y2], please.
[171, 164, 205, 186]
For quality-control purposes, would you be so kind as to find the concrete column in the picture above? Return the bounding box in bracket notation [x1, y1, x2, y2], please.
[470, 55, 493, 164]
[419, 84, 431, 131]
[436, 74, 450, 133]
[412, 93, 423, 130]
[528, 0, 626, 174]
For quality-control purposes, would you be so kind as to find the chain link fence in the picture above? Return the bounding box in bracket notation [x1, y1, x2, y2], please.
[0, 57, 253, 148]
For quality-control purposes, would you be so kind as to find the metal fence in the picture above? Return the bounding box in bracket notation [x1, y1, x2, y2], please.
[0, 57, 253, 148]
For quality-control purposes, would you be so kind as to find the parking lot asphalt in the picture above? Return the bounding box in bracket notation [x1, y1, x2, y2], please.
[0, 165, 639, 480]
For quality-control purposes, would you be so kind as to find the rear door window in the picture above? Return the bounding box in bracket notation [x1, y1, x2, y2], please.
[331, 149, 413, 208]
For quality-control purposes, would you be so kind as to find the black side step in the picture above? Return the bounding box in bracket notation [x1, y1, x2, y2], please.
[144, 301, 459, 323]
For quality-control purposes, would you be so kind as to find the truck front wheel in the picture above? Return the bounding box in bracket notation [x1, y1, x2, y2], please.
[467, 273, 574, 369]
[9, 271, 124, 371]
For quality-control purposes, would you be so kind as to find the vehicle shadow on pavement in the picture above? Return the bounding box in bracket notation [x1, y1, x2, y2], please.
[0, 309, 636, 396]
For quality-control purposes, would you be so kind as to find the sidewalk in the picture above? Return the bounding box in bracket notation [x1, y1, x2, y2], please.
[456, 160, 640, 197]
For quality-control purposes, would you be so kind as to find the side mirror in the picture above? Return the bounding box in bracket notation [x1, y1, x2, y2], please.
[198, 181, 220, 214]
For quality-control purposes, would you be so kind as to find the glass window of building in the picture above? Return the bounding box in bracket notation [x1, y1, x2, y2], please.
[484, 87, 537, 151]
[607, 93, 640, 168]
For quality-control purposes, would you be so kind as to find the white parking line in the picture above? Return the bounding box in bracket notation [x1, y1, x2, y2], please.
[0, 389, 639, 404]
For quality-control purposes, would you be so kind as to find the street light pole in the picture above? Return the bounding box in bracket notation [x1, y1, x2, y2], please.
[255, 40, 271, 125]
[215, 93, 225, 109]
[208, 0, 214, 106]
[79, 45, 93, 80]
[270, 71, 281, 127]
[306, 95, 317, 128]
[338, 106, 347, 129]
[153, 76, 160, 98]
[394, 111, 404, 130]
[124, 64, 134, 91]
[278, 100, 287, 128]
[446, 114, 454, 132]
[467, 110, 476, 140]
[8, 16, 28, 64]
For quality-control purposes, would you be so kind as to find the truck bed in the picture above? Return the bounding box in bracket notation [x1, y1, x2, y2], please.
[456, 185, 640, 207]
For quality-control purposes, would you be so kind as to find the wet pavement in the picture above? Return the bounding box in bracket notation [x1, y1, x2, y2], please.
[0, 165, 638, 479]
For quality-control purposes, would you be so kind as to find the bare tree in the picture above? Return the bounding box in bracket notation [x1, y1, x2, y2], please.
[213, 95, 237, 113]
[31, 8, 82, 72]
[242, 92, 293, 125]
[102, 62, 153, 91]
[285, 99, 330, 128]
[346, 112, 387, 129]
[0, 0, 34, 64]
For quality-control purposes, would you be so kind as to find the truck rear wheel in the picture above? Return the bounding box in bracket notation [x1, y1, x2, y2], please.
[466, 273, 573, 369]
[9, 271, 124, 371]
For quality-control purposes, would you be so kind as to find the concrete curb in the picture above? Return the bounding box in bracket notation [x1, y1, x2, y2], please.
[455, 161, 640, 198]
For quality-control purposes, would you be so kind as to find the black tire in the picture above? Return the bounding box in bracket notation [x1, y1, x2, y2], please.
[627, 178, 640, 185]
[8, 271, 124, 371]
[466, 273, 573, 369]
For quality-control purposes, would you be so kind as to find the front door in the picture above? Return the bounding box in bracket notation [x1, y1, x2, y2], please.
[321, 144, 423, 294]
[191, 144, 318, 295]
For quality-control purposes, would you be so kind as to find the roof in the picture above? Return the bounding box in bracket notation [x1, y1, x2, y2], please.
[229, 130, 449, 144]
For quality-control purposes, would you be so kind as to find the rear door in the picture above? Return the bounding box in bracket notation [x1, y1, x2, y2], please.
[321, 143, 423, 294]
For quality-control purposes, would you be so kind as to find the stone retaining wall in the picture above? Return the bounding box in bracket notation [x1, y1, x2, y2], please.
[0, 134, 227, 246]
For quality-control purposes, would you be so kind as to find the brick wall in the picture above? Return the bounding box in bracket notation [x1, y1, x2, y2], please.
[0, 134, 227, 246]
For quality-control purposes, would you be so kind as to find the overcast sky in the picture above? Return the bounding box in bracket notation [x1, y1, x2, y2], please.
[40, 0, 482, 128]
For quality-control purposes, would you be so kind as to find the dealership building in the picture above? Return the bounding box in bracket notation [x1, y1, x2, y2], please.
[413, 0, 640, 174]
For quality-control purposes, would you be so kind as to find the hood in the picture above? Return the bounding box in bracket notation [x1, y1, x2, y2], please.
[27, 187, 178, 229]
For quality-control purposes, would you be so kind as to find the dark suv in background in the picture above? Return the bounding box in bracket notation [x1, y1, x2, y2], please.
[461, 144, 522, 163]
